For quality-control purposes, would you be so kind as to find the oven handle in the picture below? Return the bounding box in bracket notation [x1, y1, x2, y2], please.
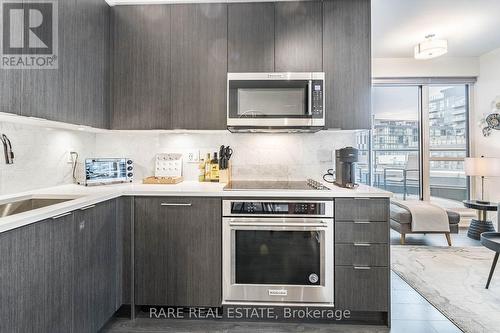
[227, 219, 329, 228]
[307, 80, 313, 116]
[229, 222, 328, 228]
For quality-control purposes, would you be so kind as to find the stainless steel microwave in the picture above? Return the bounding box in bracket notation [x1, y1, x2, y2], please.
[227, 72, 325, 133]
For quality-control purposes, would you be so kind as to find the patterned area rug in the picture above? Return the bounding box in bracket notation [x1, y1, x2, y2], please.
[391, 246, 500, 333]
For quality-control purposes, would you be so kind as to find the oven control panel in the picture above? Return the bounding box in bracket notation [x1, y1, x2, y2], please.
[226, 201, 333, 217]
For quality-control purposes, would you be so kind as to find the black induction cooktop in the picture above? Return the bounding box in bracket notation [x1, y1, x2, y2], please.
[223, 179, 330, 191]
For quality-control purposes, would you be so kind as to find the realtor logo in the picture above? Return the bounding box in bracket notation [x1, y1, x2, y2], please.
[0, 0, 58, 69]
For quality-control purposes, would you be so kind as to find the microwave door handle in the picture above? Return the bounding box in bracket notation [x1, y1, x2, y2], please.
[307, 80, 312, 116]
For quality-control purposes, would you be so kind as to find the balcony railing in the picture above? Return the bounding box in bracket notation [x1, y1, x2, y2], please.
[357, 148, 468, 201]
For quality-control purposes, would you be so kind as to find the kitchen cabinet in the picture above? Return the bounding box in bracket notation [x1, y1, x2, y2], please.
[334, 198, 390, 314]
[227, 2, 275, 72]
[0, 214, 75, 333]
[0, 0, 110, 127]
[111, 5, 172, 129]
[20, 0, 77, 124]
[135, 197, 222, 306]
[170, 4, 227, 130]
[0, 71, 22, 115]
[74, 0, 110, 128]
[116, 196, 133, 305]
[335, 198, 389, 222]
[74, 200, 118, 333]
[275, 1, 323, 72]
[335, 266, 389, 311]
[323, 0, 371, 130]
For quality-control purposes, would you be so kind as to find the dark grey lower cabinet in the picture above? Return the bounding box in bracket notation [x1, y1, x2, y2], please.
[116, 196, 133, 305]
[135, 197, 222, 306]
[0, 199, 122, 333]
[0, 214, 74, 333]
[74, 200, 118, 333]
[335, 266, 389, 311]
[334, 198, 390, 315]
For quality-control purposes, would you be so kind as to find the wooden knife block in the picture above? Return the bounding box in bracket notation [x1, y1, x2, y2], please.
[218, 163, 232, 184]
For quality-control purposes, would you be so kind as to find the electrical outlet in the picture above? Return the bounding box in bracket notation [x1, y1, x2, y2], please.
[67, 149, 76, 164]
[184, 149, 200, 163]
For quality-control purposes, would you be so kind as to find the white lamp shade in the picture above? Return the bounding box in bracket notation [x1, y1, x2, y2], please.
[414, 39, 448, 60]
[464, 157, 500, 177]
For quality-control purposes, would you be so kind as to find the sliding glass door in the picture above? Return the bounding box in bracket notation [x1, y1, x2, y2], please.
[359, 80, 473, 206]
[427, 86, 469, 204]
[371, 86, 421, 200]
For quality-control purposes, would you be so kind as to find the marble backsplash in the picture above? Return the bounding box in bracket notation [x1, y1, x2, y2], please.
[0, 121, 95, 195]
[0, 118, 358, 195]
[94, 130, 358, 182]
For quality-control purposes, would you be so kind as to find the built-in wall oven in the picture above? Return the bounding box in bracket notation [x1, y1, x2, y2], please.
[222, 200, 334, 305]
[227, 72, 325, 132]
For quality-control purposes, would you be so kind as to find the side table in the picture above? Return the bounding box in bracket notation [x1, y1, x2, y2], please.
[463, 200, 498, 240]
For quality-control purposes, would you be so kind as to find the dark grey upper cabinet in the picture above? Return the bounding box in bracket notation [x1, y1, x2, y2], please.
[0, 215, 74, 333]
[0, 71, 21, 115]
[111, 5, 172, 129]
[74, 201, 118, 333]
[275, 1, 323, 72]
[20, 0, 77, 123]
[228, 2, 275, 72]
[14, 0, 109, 127]
[75, 0, 110, 128]
[323, 0, 371, 130]
[170, 4, 227, 130]
[135, 197, 222, 307]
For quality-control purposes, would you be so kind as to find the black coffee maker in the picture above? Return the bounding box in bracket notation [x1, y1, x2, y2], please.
[335, 147, 359, 189]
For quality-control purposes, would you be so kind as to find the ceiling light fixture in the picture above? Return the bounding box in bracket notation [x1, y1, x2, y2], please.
[414, 34, 448, 60]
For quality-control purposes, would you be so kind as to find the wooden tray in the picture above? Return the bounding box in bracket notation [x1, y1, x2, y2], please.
[143, 176, 183, 184]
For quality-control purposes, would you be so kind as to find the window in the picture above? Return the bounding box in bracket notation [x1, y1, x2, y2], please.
[357, 80, 473, 206]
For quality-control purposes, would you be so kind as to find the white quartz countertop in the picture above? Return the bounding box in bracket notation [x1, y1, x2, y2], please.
[0, 181, 391, 234]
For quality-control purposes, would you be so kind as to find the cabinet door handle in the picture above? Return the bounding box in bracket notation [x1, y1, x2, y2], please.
[353, 220, 371, 224]
[80, 204, 96, 211]
[52, 212, 72, 220]
[353, 266, 371, 270]
[161, 203, 192, 207]
[353, 243, 371, 247]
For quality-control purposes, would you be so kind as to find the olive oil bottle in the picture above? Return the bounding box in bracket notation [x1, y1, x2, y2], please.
[204, 153, 211, 181]
[210, 152, 219, 182]
[198, 158, 205, 182]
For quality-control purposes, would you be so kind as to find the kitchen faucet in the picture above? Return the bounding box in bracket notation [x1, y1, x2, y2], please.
[1, 134, 14, 164]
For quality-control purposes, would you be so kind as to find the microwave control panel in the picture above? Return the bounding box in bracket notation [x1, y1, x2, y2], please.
[311, 80, 324, 117]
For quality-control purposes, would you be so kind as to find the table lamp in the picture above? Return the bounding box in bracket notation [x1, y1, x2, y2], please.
[464, 156, 500, 203]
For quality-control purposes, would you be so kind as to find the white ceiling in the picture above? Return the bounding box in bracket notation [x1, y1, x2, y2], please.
[372, 0, 500, 58]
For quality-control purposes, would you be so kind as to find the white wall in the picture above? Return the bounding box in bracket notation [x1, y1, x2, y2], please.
[473, 48, 500, 207]
[0, 121, 96, 195]
[372, 57, 479, 78]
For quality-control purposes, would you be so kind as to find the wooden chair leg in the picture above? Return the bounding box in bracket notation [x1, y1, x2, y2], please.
[445, 233, 452, 246]
[486, 252, 499, 289]
[400, 233, 405, 245]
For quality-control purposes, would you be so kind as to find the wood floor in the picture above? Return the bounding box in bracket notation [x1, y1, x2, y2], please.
[102, 272, 462, 333]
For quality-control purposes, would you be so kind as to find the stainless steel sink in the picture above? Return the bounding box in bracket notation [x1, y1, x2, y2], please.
[0, 198, 76, 218]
